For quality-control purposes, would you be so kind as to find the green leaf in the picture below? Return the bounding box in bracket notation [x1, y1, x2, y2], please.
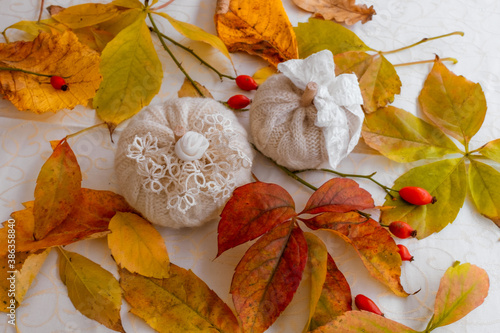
[93, 12, 163, 132]
[479, 138, 500, 163]
[380, 158, 467, 239]
[294, 18, 373, 59]
[427, 263, 489, 330]
[468, 160, 500, 226]
[311, 311, 417, 333]
[362, 106, 462, 162]
[152, 11, 232, 61]
[58, 248, 124, 333]
[51, 3, 121, 29]
[418, 59, 487, 147]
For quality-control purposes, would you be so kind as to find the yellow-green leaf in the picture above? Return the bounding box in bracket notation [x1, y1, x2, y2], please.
[418, 59, 487, 147]
[98, 8, 144, 36]
[381, 158, 467, 239]
[479, 139, 500, 163]
[468, 160, 500, 226]
[153, 11, 232, 61]
[51, 4, 120, 29]
[120, 265, 241, 333]
[58, 248, 124, 333]
[111, 0, 144, 9]
[294, 18, 373, 59]
[252, 65, 277, 85]
[15, 249, 51, 304]
[108, 212, 170, 278]
[93, 12, 163, 131]
[427, 263, 489, 330]
[33, 140, 82, 240]
[362, 106, 462, 162]
[311, 311, 417, 333]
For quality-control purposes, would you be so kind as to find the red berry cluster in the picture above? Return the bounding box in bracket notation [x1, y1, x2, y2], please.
[226, 75, 258, 109]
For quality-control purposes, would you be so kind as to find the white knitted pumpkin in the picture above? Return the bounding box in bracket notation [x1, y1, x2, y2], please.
[115, 97, 254, 228]
[250, 50, 364, 171]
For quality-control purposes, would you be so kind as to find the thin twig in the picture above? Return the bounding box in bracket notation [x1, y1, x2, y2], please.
[0, 66, 69, 78]
[66, 123, 107, 140]
[393, 57, 457, 67]
[147, 13, 205, 97]
[379, 31, 464, 55]
[38, 0, 45, 23]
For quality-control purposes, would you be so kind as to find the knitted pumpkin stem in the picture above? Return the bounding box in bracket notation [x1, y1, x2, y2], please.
[300, 82, 318, 107]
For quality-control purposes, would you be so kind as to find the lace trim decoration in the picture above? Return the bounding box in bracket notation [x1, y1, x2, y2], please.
[126, 113, 252, 213]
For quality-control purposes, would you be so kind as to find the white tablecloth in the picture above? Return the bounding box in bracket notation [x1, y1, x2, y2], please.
[1, 0, 500, 332]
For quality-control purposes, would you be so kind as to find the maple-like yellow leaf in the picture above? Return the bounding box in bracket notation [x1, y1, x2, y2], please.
[215, 0, 298, 66]
[292, 0, 376, 25]
[0, 31, 102, 113]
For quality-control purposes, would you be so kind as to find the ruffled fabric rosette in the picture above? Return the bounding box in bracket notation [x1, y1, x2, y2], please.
[277, 49, 364, 168]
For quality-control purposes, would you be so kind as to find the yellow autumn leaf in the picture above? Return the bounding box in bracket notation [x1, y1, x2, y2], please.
[58, 248, 124, 333]
[0, 31, 102, 113]
[153, 11, 233, 62]
[252, 65, 277, 85]
[50, 3, 121, 29]
[215, 0, 298, 66]
[93, 11, 163, 132]
[177, 78, 214, 98]
[2, 19, 66, 41]
[15, 249, 51, 304]
[111, 0, 144, 9]
[108, 212, 170, 279]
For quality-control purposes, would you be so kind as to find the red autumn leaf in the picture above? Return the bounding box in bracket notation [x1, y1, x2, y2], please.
[0, 188, 134, 255]
[33, 139, 82, 239]
[230, 220, 307, 333]
[217, 182, 297, 257]
[301, 211, 368, 230]
[300, 178, 374, 215]
[327, 219, 408, 296]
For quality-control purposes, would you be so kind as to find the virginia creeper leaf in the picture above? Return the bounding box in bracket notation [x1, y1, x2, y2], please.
[311, 311, 417, 333]
[231, 220, 307, 333]
[294, 18, 372, 59]
[217, 182, 297, 257]
[58, 248, 124, 333]
[381, 158, 467, 239]
[1, 19, 65, 40]
[335, 52, 401, 113]
[326, 219, 408, 296]
[292, 0, 376, 25]
[468, 160, 500, 226]
[97, 8, 144, 36]
[33, 140, 82, 240]
[50, 4, 120, 29]
[120, 265, 240, 333]
[301, 211, 368, 230]
[0, 189, 134, 256]
[108, 212, 170, 278]
[153, 11, 232, 61]
[93, 12, 163, 132]
[215, 0, 298, 66]
[362, 106, 462, 162]
[479, 138, 500, 163]
[418, 59, 487, 147]
[427, 263, 489, 330]
[304, 233, 351, 332]
[111, 0, 144, 8]
[301, 178, 374, 215]
[0, 31, 102, 113]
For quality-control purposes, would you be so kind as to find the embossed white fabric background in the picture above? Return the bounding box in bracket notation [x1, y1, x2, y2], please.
[1, 0, 500, 332]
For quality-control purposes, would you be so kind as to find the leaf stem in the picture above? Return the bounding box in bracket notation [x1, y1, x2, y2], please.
[66, 123, 107, 140]
[0, 66, 69, 78]
[147, 12, 205, 97]
[380, 31, 464, 55]
[150, 0, 175, 11]
[393, 57, 457, 67]
[150, 27, 235, 80]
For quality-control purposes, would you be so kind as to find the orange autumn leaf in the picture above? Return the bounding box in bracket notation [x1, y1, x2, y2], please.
[0, 189, 134, 256]
[326, 219, 408, 296]
[215, 0, 298, 66]
[217, 182, 297, 257]
[33, 140, 82, 240]
[230, 220, 308, 333]
[120, 265, 241, 333]
[0, 251, 30, 312]
[0, 30, 102, 113]
[292, 0, 376, 25]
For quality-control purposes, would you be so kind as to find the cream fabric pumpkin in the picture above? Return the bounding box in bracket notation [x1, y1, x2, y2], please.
[115, 97, 254, 228]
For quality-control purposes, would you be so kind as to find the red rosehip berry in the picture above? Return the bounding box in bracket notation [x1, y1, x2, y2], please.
[235, 75, 258, 91]
[354, 294, 384, 316]
[227, 94, 251, 109]
[397, 244, 414, 262]
[388, 221, 417, 239]
[50, 76, 68, 91]
[399, 186, 437, 205]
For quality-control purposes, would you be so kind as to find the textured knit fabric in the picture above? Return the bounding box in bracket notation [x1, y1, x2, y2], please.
[115, 98, 254, 228]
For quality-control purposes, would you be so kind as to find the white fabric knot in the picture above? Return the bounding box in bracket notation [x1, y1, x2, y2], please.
[277, 49, 364, 168]
[174, 131, 209, 161]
